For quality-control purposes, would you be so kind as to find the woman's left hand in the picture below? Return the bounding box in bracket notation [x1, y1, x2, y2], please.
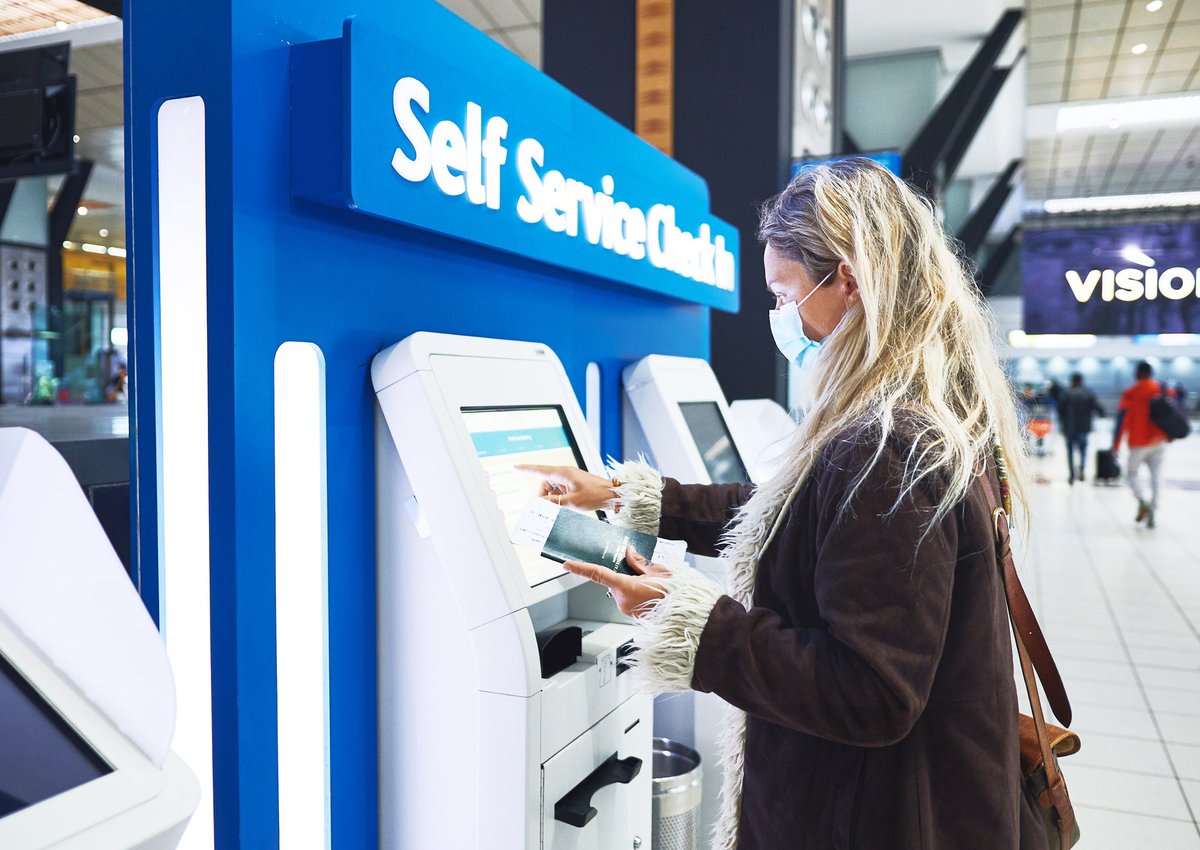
[563, 547, 671, 618]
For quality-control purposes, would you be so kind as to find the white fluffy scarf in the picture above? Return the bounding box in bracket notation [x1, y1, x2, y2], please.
[608, 458, 803, 850]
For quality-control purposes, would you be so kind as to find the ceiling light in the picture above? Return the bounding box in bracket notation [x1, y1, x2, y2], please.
[55, 20, 68, 30]
[1146, 1, 1164, 11]
[72, 134, 80, 143]
[107, 247, 126, 258]
[1056, 94, 1200, 133]
[1043, 190, 1200, 213]
[81, 243, 107, 254]
[62, 241, 75, 250]
[99, 228, 109, 237]
[77, 206, 87, 216]
[1121, 245, 1156, 267]
[1131, 43, 1148, 55]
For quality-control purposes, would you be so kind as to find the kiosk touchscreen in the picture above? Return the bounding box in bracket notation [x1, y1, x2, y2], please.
[0, 428, 198, 850]
[462, 405, 594, 587]
[676, 401, 752, 484]
[373, 333, 652, 850]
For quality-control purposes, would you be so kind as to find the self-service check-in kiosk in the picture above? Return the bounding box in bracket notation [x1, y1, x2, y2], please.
[727, 398, 798, 482]
[0, 428, 198, 849]
[621, 353, 796, 844]
[373, 333, 652, 850]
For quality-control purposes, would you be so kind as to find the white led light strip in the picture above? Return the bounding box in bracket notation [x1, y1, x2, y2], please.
[1056, 94, 1200, 133]
[156, 96, 214, 849]
[1043, 191, 1200, 214]
[274, 342, 331, 850]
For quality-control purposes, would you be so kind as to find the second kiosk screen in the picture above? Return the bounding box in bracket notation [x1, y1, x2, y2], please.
[678, 401, 751, 485]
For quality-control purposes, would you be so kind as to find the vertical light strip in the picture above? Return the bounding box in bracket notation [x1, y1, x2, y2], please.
[585, 361, 602, 451]
[274, 342, 331, 850]
[155, 96, 214, 849]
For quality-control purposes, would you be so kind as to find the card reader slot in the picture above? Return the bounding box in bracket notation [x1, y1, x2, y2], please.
[553, 753, 643, 828]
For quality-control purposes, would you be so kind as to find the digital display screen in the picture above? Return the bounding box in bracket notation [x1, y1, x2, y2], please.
[678, 402, 751, 484]
[1023, 222, 1200, 334]
[0, 652, 112, 818]
[462, 406, 590, 588]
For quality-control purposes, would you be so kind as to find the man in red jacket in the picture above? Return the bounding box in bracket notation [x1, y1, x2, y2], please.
[1113, 361, 1175, 529]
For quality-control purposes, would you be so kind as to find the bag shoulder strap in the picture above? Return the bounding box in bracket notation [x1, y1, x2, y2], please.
[979, 475, 1059, 786]
[980, 471, 1073, 727]
[981, 468, 1078, 844]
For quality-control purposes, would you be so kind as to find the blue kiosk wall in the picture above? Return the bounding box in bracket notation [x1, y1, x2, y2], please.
[125, 2, 737, 846]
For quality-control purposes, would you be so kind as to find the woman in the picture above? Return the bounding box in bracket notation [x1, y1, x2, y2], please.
[527, 158, 1042, 849]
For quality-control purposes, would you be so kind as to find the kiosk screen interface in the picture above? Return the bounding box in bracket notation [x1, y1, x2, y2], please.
[462, 406, 590, 587]
[678, 402, 751, 484]
[0, 652, 111, 818]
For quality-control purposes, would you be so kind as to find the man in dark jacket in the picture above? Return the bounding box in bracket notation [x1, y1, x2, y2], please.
[1058, 372, 1104, 484]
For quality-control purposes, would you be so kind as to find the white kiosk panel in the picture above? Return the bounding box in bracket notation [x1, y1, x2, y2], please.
[728, 398, 798, 482]
[374, 333, 652, 850]
[0, 429, 198, 850]
[622, 354, 753, 487]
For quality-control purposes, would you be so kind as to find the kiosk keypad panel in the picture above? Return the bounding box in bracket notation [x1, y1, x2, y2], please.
[0, 652, 112, 818]
[462, 405, 589, 588]
[678, 401, 751, 484]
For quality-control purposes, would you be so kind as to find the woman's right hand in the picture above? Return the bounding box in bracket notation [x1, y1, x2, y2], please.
[517, 464, 618, 512]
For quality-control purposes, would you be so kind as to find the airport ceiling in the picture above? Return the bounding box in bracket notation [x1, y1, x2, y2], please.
[0, 0, 107, 37]
[1, 1, 1197, 251]
[1024, 0, 1200, 207]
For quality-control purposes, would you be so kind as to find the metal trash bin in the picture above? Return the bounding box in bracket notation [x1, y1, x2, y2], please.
[652, 738, 703, 850]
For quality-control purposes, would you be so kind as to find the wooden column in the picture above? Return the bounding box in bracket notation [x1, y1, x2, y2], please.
[636, 0, 674, 156]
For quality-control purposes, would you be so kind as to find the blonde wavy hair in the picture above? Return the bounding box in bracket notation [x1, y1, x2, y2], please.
[726, 158, 1029, 569]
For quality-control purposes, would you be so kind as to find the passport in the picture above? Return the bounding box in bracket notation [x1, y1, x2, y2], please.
[511, 498, 686, 575]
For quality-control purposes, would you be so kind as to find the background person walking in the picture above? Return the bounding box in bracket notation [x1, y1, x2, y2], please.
[1059, 373, 1104, 485]
[1113, 361, 1175, 528]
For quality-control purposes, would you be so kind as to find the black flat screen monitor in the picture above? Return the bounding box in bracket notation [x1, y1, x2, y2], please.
[0, 651, 111, 818]
[678, 401, 751, 484]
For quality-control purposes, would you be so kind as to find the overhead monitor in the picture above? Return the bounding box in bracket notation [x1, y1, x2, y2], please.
[461, 405, 592, 588]
[677, 401, 751, 484]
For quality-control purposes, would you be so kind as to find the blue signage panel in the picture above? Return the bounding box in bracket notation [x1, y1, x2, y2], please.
[1023, 222, 1200, 335]
[291, 10, 739, 311]
[791, 151, 902, 180]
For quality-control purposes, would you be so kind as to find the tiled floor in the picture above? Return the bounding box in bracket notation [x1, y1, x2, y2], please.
[1020, 422, 1200, 847]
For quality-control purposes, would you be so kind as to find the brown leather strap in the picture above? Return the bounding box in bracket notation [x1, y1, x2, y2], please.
[1009, 587, 1062, 787]
[979, 471, 1069, 803]
[980, 468, 1076, 845]
[982, 475, 1073, 727]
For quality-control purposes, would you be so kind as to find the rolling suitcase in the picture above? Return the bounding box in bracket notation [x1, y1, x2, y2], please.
[1095, 449, 1121, 483]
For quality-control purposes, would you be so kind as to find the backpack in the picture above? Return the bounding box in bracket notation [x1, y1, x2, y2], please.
[1149, 383, 1190, 441]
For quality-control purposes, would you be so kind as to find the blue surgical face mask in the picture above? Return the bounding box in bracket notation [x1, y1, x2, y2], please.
[768, 268, 835, 368]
